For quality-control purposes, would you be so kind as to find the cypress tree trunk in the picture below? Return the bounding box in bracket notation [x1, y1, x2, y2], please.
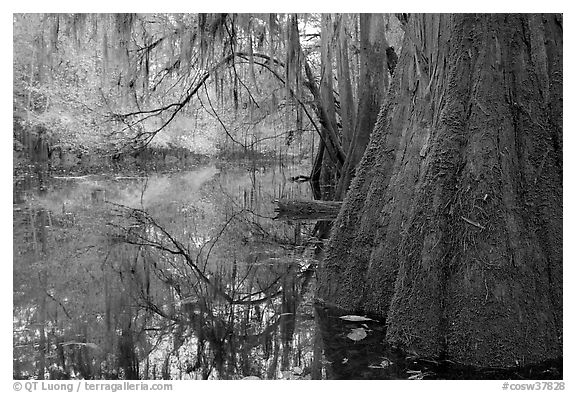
[317, 14, 562, 368]
[336, 14, 389, 199]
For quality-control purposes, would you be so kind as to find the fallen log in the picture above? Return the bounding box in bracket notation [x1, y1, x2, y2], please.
[273, 199, 343, 221]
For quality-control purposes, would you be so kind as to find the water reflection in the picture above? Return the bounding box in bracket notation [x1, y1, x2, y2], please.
[14, 161, 323, 380]
[13, 161, 562, 380]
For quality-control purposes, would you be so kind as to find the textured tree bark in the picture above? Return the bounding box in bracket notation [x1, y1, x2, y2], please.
[317, 14, 562, 367]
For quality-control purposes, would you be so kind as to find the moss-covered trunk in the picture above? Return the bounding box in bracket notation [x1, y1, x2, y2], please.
[317, 14, 562, 368]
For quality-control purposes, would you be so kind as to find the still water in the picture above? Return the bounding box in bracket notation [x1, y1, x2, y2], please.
[13, 160, 562, 380]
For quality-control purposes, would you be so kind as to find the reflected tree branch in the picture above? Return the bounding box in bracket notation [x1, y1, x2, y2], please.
[107, 202, 286, 306]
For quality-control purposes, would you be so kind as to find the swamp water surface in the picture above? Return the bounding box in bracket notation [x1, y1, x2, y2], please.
[13, 160, 562, 380]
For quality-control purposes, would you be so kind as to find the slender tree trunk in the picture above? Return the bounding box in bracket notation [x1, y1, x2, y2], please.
[304, 60, 346, 169]
[317, 14, 341, 200]
[318, 13, 562, 368]
[310, 140, 325, 200]
[336, 14, 356, 154]
[320, 14, 339, 140]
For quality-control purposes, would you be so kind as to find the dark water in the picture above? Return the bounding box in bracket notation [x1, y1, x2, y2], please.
[13, 160, 562, 380]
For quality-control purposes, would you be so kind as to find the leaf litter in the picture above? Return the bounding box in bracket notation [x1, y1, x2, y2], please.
[347, 327, 367, 341]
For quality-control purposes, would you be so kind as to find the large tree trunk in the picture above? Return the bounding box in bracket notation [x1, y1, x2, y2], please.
[317, 14, 562, 368]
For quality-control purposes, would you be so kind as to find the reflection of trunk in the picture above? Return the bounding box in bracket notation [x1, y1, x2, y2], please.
[280, 339, 291, 372]
[318, 14, 562, 368]
[161, 355, 171, 380]
[117, 264, 139, 379]
[310, 308, 324, 380]
[72, 324, 93, 379]
[35, 208, 49, 379]
[239, 310, 251, 375]
[280, 270, 296, 371]
[37, 293, 47, 379]
[35, 126, 50, 162]
[266, 335, 280, 379]
[104, 272, 113, 359]
[274, 199, 342, 221]
[56, 336, 67, 376]
[119, 329, 139, 379]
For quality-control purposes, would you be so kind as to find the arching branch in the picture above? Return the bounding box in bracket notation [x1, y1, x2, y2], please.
[110, 49, 345, 168]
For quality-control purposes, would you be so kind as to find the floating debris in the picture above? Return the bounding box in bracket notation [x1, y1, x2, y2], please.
[339, 315, 377, 322]
[347, 327, 368, 341]
[368, 358, 393, 369]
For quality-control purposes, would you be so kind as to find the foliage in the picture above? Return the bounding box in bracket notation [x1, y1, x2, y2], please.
[13, 14, 318, 157]
[13, 13, 403, 167]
